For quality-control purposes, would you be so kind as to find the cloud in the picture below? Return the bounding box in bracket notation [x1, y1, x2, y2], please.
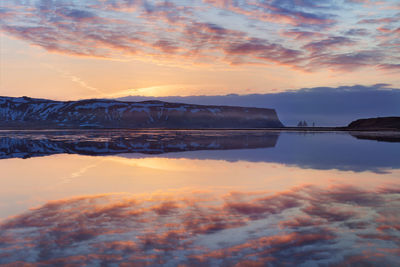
[1, 184, 399, 265]
[204, 0, 337, 27]
[43, 64, 104, 94]
[344, 28, 370, 36]
[302, 36, 356, 54]
[59, 8, 97, 20]
[0, 0, 398, 71]
[307, 50, 385, 71]
[223, 37, 303, 65]
[282, 29, 325, 40]
[358, 17, 398, 24]
[378, 64, 400, 70]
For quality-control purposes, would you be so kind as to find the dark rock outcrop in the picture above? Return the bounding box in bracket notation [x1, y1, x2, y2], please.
[0, 96, 283, 129]
[347, 117, 400, 130]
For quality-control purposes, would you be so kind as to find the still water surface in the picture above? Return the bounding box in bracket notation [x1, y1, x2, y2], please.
[0, 130, 399, 266]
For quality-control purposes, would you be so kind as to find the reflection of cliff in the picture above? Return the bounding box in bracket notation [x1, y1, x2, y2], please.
[1, 185, 399, 266]
[125, 131, 399, 173]
[0, 130, 279, 159]
[350, 132, 400, 143]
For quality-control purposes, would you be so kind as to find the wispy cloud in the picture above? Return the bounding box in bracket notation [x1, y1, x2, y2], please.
[43, 64, 104, 95]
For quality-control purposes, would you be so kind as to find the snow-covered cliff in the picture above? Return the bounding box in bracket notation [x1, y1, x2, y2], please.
[0, 96, 283, 129]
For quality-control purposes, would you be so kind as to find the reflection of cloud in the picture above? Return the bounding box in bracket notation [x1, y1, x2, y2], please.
[1, 184, 399, 266]
[107, 157, 197, 172]
[69, 164, 98, 179]
[60, 163, 99, 184]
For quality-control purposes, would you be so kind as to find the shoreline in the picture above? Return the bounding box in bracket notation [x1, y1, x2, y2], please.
[0, 127, 399, 132]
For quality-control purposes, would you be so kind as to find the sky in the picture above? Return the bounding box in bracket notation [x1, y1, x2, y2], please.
[0, 0, 399, 100]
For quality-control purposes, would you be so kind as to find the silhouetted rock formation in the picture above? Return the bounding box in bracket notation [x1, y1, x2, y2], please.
[347, 117, 400, 130]
[0, 130, 279, 159]
[0, 97, 283, 129]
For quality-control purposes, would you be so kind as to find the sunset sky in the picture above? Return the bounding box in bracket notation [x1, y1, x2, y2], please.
[1, 0, 399, 100]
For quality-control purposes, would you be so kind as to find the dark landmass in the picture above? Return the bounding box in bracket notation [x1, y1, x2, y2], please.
[117, 84, 400, 127]
[347, 116, 400, 130]
[271, 117, 400, 133]
[0, 130, 279, 159]
[1, 96, 399, 135]
[0, 96, 283, 129]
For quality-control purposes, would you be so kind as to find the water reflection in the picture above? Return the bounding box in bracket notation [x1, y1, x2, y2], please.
[1, 185, 399, 266]
[0, 130, 279, 158]
[2, 155, 399, 221]
[0, 130, 399, 266]
[350, 131, 400, 143]
[1, 130, 399, 172]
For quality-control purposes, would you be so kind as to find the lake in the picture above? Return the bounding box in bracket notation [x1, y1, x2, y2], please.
[0, 130, 399, 266]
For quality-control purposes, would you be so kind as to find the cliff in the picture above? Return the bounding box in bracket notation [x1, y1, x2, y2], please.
[347, 117, 400, 130]
[0, 96, 283, 129]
